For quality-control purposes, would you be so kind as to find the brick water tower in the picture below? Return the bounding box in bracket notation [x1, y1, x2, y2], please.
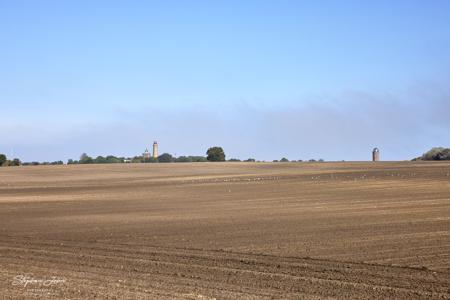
[152, 141, 158, 159]
[372, 148, 380, 162]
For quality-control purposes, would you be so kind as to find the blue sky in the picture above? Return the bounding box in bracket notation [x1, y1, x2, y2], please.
[1, 1, 450, 161]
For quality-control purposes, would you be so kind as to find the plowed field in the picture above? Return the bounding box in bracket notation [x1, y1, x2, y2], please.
[0, 162, 449, 299]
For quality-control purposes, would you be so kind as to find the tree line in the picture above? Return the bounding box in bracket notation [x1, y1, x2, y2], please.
[68, 147, 228, 164]
[0, 146, 327, 166]
[67, 153, 208, 164]
[5, 146, 450, 166]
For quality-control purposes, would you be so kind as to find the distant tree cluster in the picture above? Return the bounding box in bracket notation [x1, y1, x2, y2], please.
[68, 153, 127, 164]
[175, 156, 207, 163]
[414, 147, 450, 161]
[22, 161, 63, 166]
[66, 152, 209, 164]
[227, 158, 256, 162]
[228, 158, 241, 162]
[272, 158, 324, 162]
[0, 154, 21, 167]
[273, 158, 292, 162]
[1, 146, 328, 167]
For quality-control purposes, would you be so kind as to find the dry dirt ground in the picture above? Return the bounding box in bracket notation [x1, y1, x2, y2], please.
[0, 162, 449, 299]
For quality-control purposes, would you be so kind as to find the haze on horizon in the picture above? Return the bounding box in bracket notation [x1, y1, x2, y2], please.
[1, 1, 450, 162]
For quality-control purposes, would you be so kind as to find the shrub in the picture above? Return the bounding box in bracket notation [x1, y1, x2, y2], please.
[419, 147, 450, 161]
[158, 153, 174, 163]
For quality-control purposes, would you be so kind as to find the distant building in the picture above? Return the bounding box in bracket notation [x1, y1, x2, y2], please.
[153, 141, 158, 158]
[372, 148, 380, 162]
[143, 149, 151, 161]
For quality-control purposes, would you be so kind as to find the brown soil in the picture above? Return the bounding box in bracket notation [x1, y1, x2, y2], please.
[0, 162, 449, 299]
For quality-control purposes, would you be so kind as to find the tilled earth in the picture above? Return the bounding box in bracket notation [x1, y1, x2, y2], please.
[0, 162, 449, 299]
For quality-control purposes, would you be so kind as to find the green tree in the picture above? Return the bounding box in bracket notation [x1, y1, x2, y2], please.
[190, 156, 207, 162]
[131, 156, 143, 163]
[158, 153, 173, 163]
[280, 157, 289, 162]
[0, 154, 6, 166]
[11, 158, 21, 166]
[79, 153, 93, 164]
[206, 147, 225, 162]
[94, 156, 107, 164]
[175, 156, 192, 162]
[106, 155, 122, 163]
